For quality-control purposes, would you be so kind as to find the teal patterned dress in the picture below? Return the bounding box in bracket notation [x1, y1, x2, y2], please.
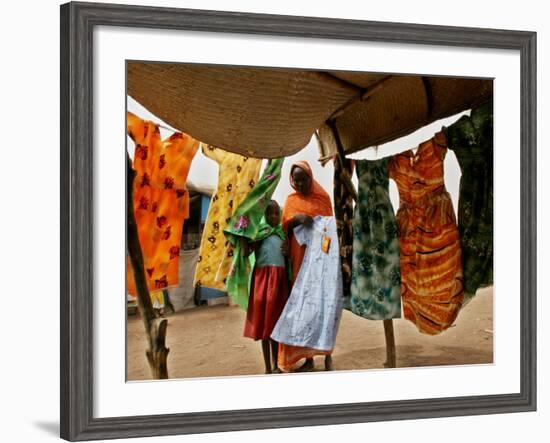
[350, 157, 401, 320]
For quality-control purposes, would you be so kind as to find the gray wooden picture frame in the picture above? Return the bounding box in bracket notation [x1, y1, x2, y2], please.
[60, 1, 537, 441]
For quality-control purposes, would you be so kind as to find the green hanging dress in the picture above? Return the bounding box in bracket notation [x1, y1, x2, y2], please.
[223, 158, 285, 309]
[443, 102, 493, 302]
[350, 157, 401, 320]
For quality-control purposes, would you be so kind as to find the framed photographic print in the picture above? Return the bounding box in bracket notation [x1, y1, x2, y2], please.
[60, 1, 537, 441]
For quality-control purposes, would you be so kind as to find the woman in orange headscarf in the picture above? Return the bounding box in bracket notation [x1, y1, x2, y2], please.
[277, 161, 334, 372]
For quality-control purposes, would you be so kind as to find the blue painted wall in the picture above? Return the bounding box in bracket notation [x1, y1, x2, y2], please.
[200, 195, 211, 222]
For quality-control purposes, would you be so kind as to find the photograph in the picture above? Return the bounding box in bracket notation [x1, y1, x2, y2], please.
[125, 62, 494, 381]
[2, 0, 545, 440]
[58, 2, 537, 440]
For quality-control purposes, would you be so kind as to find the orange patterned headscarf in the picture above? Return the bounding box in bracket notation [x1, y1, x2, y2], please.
[283, 160, 333, 228]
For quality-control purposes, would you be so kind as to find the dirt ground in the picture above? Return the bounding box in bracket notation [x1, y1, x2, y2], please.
[127, 287, 493, 380]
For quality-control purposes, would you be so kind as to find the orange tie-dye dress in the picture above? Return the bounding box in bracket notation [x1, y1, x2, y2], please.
[388, 132, 464, 335]
[127, 112, 200, 296]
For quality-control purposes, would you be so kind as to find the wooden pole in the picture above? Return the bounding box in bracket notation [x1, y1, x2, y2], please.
[127, 153, 170, 379]
[327, 119, 397, 369]
[383, 319, 396, 368]
[325, 120, 358, 202]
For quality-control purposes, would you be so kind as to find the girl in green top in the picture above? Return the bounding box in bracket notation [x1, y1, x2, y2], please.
[239, 201, 289, 373]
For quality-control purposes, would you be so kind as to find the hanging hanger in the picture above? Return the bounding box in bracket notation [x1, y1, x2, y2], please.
[325, 119, 358, 203]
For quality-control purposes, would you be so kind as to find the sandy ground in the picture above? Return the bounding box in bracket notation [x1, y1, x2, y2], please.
[127, 287, 493, 380]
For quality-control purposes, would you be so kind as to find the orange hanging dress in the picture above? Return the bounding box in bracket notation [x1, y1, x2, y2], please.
[127, 112, 200, 296]
[388, 132, 464, 335]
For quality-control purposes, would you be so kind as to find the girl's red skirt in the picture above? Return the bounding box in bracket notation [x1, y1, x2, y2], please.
[244, 266, 289, 340]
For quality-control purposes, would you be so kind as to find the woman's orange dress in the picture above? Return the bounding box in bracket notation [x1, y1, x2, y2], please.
[389, 132, 464, 335]
[127, 112, 199, 296]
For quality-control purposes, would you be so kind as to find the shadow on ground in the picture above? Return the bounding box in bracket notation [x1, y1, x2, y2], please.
[127, 287, 493, 380]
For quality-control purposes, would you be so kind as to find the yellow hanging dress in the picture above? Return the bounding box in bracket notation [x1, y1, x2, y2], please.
[193, 145, 262, 291]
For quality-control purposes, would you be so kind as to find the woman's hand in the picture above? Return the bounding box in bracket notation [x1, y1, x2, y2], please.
[286, 214, 314, 234]
[294, 214, 313, 227]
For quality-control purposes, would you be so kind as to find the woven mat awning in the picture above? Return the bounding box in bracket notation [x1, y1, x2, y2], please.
[128, 62, 492, 158]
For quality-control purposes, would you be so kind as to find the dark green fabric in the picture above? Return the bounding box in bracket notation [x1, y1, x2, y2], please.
[333, 157, 354, 308]
[223, 158, 285, 310]
[444, 102, 493, 302]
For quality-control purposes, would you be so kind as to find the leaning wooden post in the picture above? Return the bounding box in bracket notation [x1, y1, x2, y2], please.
[126, 153, 169, 379]
[327, 119, 397, 369]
